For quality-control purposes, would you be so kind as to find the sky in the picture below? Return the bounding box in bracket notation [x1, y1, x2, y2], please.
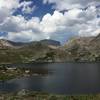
[0, 0, 100, 43]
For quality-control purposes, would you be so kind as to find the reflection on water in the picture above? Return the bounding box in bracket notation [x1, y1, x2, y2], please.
[0, 63, 100, 94]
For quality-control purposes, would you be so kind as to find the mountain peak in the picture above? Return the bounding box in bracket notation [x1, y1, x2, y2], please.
[40, 39, 61, 46]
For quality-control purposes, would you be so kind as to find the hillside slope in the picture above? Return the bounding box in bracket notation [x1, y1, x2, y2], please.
[63, 34, 100, 62]
[0, 34, 100, 63]
[0, 39, 67, 63]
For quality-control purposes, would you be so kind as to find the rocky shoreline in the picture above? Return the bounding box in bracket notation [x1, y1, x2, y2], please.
[0, 89, 100, 100]
[0, 65, 49, 81]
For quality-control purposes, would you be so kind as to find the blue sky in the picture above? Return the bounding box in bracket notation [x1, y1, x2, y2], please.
[14, 0, 55, 19]
[0, 0, 100, 43]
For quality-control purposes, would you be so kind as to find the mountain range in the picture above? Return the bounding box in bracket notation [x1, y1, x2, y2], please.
[0, 34, 100, 63]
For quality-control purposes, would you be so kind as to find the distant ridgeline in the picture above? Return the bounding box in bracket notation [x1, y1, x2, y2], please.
[0, 34, 100, 63]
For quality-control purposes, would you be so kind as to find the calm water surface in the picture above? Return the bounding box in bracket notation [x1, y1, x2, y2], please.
[0, 63, 100, 94]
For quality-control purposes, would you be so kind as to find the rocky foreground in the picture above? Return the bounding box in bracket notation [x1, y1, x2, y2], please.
[0, 34, 100, 63]
[0, 89, 100, 100]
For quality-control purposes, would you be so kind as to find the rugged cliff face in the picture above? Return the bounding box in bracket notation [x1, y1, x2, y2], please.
[0, 34, 100, 63]
[63, 34, 100, 62]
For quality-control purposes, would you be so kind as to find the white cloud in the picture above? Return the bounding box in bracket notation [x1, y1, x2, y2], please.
[43, 0, 100, 11]
[22, 5, 36, 14]
[0, 0, 36, 24]
[19, 1, 36, 14]
[0, 0, 19, 10]
[1, 6, 100, 42]
[0, 0, 20, 23]
[6, 30, 49, 42]
[0, 0, 100, 43]
[0, 15, 50, 42]
[0, 15, 26, 32]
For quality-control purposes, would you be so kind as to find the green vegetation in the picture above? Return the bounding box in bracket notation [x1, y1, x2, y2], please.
[0, 90, 100, 100]
[0, 66, 49, 81]
[0, 67, 22, 81]
[0, 35, 100, 63]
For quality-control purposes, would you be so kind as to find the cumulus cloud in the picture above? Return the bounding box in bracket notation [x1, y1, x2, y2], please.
[0, 0, 19, 23]
[1, 6, 100, 43]
[43, 0, 100, 11]
[0, 15, 50, 42]
[0, 0, 35, 23]
[0, 0, 19, 10]
[6, 30, 49, 42]
[0, 0, 100, 43]
[19, 1, 36, 14]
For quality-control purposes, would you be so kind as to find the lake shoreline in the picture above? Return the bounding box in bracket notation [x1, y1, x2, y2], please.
[1, 61, 100, 64]
[0, 65, 49, 81]
[0, 89, 100, 100]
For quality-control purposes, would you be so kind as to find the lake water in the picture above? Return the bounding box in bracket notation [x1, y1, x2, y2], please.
[0, 63, 100, 94]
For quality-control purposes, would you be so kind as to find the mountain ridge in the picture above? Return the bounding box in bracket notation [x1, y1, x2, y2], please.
[0, 39, 61, 49]
[0, 34, 100, 63]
